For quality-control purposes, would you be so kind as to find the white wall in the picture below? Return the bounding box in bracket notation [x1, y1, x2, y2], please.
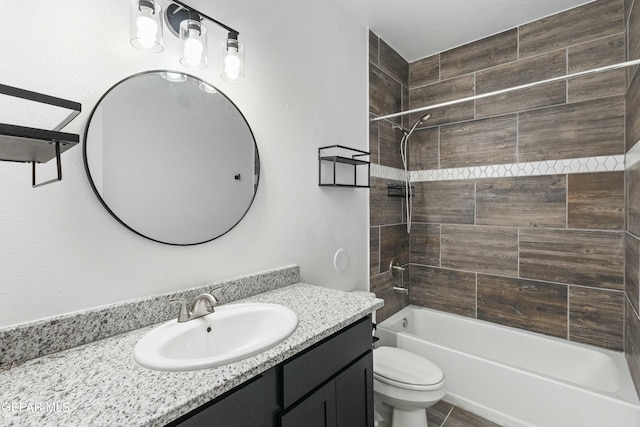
[0, 0, 369, 327]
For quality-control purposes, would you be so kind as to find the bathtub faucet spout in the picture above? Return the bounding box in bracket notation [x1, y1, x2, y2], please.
[393, 286, 409, 295]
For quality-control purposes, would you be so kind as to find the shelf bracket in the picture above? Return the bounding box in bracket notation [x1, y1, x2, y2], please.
[31, 141, 62, 188]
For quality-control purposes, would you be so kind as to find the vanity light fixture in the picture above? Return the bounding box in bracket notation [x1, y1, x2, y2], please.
[221, 32, 245, 82]
[180, 18, 207, 70]
[130, 0, 245, 80]
[130, 0, 164, 53]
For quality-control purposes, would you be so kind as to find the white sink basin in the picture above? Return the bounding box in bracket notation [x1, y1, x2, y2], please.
[133, 303, 298, 371]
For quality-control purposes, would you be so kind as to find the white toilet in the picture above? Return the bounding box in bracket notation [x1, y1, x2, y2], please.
[373, 346, 446, 427]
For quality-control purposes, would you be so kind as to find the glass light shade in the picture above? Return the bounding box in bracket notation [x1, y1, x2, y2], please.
[160, 72, 187, 83]
[199, 82, 217, 93]
[179, 20, 207, 70]
[221, 38, 245, 82]
[130, 0, 163, 53]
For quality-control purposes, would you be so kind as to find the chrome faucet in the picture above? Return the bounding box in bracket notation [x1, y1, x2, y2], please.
[170, 293, 218, 322]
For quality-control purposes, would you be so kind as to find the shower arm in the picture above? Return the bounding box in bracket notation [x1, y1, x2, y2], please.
[371, 58, 640, 123]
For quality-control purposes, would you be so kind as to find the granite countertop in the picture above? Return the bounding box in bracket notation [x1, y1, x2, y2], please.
[0, 283, 382, 427]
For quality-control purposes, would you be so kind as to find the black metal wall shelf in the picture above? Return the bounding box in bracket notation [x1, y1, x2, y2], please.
[387, 183, 414, 198]
[0, 84, 81, 187]
[318, 145, 370, 188]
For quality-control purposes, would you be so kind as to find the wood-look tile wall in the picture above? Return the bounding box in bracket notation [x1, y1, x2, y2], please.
[369, 34, 410, 321]
[378, 0, 628, 351]
[626, 0, 640, 398]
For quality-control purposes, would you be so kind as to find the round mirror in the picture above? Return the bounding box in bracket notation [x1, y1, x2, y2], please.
[84, 71, 259, 245]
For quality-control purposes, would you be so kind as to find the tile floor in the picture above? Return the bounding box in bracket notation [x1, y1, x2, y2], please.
[427, 401, 502, 427]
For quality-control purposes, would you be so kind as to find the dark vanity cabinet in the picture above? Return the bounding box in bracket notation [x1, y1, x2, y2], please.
[169, 316, 373, 427]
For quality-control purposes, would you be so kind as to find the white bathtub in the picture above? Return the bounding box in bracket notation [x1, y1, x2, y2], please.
[375, 305, 640, 427]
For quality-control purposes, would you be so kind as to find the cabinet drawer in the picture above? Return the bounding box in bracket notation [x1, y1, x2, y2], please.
[281, 316, 372, 407]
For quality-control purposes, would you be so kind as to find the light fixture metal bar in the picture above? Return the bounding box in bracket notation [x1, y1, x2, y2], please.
[371, 58, 640, 123]
[171, 0, 239, 36]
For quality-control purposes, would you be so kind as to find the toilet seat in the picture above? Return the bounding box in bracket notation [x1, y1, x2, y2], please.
[374, 346, 444, 391]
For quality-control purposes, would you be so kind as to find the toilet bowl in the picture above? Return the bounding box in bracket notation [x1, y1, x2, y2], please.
[373, 346, 446, 427]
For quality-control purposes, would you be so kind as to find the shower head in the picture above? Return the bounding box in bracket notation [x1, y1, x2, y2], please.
[418, 113, 431, 124]
[408, 112, 431, 135]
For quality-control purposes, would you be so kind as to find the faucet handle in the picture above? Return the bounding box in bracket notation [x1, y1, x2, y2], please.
[190, 293, 218, 319]
[170, 298, 190, 323]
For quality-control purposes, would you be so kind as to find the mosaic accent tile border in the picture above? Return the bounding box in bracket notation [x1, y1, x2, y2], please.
[370, 163, 407, 181]
[371, 155, 625, 182]
[627, 142, 640, 169]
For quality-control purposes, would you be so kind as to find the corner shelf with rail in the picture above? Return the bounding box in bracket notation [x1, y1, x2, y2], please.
[318, 145, 370, 188]
[0, 84, 81, 188]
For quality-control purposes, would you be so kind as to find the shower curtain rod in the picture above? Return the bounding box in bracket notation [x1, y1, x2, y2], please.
[370, 58, 640, 123]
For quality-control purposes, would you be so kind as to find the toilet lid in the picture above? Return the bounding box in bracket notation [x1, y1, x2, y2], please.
[374, 346, 444, 387]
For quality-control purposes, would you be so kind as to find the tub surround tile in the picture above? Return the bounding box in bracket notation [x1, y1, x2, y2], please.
[379, 39, 409, 86]
[409, 75, 475, 126]
[412, 180, 475, 224]
[476, 81, 567, 119]
[629, 160, 640, 237]
[371, 272, 408, 323]
[627, 234, 640, 315]
[410, 265, 476, 318]
[519, 229, 625, 290]
[629, 0, 640, 69]
[409, 54, 440, 88]
[379, 121, 406, 169]
[410, 100, 475, 129]
[627, 70, 640, 152]
[629, 0, 640, 378]
[567, 33, 625, 73]
[440, 115, 517, 169]
[518, 96, 625, 162]
[567, 33, 626, 103]
[370, 177, 403, 226]
[370, 227, 380, 277]
[409, 127, 439, 171]
[369, 117, 379, 164]
[476, 175, 566, 228]
[518, 0, 623, 59]
[402, 84, 410, 129]
[568, 69, 627, 104]
[0, 284, 382, 427]
[568, 171, 625, 230]
[369, 31, 379, 66]
[441, 225, 518, 277]
[477, 275, 568, 338]
[369, 64, 402, 123]
[380, 224, 410, 273]
[626, 299, 640, 397]
[475, 50, 567, 118]
[476, 49, 566, 94]
[410, 223, 441, 266]
[569, 287, 624, 350]
[625, 0, 634, 26]
[440, 29, 517, 80]
[0, 266, 300, 367]
[371, 0, 631, 355]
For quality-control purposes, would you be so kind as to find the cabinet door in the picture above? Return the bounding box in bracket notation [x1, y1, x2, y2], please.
[335, 351, 373, 427]
[279, 381, 337, 427]
[173, 374, 269, 427]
